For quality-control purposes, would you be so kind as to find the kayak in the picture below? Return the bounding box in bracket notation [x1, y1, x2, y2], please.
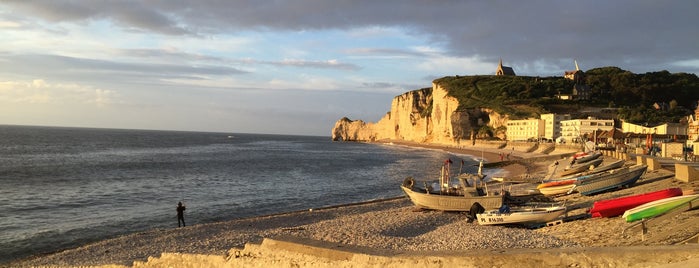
[538, 179, 577, 189]
[589, 188, 683, 218]
[622, 194, 699, 222]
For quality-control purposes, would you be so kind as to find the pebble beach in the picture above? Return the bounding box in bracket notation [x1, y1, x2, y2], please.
[8, 143, 699, 268]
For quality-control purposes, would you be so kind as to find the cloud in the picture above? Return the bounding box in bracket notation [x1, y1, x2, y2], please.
[344, 47, 430, 59]
[4, 1, 698, 74]
[0, 79, 117, 106]
[272, 59, 360, 71]
[0, 53, 249, 85]
[3, 0, 191, 35]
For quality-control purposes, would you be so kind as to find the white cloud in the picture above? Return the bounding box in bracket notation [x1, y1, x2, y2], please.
[0, 79, 117, 106]
[415, 55, 493, 76]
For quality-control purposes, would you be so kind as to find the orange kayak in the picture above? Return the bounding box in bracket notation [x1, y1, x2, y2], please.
[537, 179, 576, 189]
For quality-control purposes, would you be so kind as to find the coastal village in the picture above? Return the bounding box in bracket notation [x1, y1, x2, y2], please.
[16, 63, 699, 268]
[498, 59, 697, 163]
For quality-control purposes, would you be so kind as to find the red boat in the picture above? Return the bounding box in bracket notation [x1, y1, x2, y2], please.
[589, 188, 683, 218]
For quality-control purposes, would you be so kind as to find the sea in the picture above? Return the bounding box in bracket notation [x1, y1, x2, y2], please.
[0, 125, 488, 264]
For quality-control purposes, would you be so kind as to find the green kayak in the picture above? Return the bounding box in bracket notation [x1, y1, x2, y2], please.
[623, 194, 699, 222]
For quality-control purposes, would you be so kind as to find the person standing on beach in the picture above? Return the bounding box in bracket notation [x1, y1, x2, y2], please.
[176, 202, 186, 227]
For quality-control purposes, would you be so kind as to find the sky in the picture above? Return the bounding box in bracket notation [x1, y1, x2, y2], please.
[1, 1, 698, 136]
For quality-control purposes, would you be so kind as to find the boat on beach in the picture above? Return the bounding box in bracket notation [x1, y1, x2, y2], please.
[538, 183, 577, 196]
[401, 159, 504, 212]
[538, 178, 576, 189]
[538, 159, 626, 189]
[622, 194, 699, 222]
[557, 158, 604, 176]
[573, 164, 648, 196]
[574, 151, 602, 164]
[589, 188, 684, 218]
[476, 205, 566, 226]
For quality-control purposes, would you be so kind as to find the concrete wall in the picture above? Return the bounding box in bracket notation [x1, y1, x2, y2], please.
[124, 237, 699, 268]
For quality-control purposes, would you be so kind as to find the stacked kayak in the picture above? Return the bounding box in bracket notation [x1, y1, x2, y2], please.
[589, 188, 683, 218]
[622, 194, 699, 222]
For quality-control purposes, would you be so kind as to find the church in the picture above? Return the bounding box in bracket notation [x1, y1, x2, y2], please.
[495, 59, 516, 76]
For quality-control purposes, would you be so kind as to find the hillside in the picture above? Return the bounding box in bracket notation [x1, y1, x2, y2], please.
[332, 67, 698, 143]
[434, 68, 699, 123]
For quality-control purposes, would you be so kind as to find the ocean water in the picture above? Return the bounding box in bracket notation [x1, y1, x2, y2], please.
[0, 125, 486, 264]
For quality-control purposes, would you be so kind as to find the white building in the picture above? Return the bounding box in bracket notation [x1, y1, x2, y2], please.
[541, 113, 571, 141]
[621, 121, 687, 136]
[506, 118, 545, 141]
[560, 117, 614, 143]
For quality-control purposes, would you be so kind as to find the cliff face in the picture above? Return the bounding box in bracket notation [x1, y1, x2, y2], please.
[332, 82, 509, 145]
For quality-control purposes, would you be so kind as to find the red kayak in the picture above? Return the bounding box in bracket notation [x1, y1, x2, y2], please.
[589, 188, 683, 218]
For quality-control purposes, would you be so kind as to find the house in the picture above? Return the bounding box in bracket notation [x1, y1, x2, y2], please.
[506, 118, 544, 141]
[687, 101, 699, 142]
[541, 113, 571, 141]
[560, 117, 614, 143]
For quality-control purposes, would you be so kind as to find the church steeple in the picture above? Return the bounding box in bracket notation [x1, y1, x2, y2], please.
[495, 58, 515, 76]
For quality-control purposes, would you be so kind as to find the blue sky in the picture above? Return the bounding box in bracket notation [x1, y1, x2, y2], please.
[1, 1, 698, 136]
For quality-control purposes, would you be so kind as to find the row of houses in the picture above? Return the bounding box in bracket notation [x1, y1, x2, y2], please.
[505, 115, 616, 143]
[506, 114, 691, 144]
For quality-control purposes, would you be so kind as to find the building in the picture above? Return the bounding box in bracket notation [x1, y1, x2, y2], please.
[621, 121, 688, 136]
[541, 113, 571, 141]
[562, 60, 591, 100]
[495, 59, 516, 76]
[560, 117, 614, 143]
[506, 118, 544, 141]
[688, 101, 699, 142]
[564, 60, 585, 83]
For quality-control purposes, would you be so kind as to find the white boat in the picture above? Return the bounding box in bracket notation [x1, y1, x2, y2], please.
[476, 205, 566, 225]
[538, 184, 576, 196]
[401, 160, 504, 212]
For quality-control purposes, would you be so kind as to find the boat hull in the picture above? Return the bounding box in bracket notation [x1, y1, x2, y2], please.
[574, 165, 647, 196]
[400, 185, 503, 212]
[476, 206, 566, 225]
[558, 158, 604, 176]
[623, 194, 699, 222]
[589, 188, 683, 218]
[538, 179, 576, 189]
[574, 151, 602, 163]
[538, 184, 576, 196]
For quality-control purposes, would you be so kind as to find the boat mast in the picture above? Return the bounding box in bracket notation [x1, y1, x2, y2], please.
[441, 159, 452, 194]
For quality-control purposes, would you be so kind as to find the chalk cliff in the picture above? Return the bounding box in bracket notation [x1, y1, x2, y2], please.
[332, 82, 509, 145]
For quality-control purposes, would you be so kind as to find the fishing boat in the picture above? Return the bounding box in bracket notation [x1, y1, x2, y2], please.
[573, 151, 602, 163]
[573, 165, 648, 196]
[401, 159, 504, 212]
[623, 194, 699, 222]
[589, 188, 684, 218]
[476, 205, 566, 225]
[538, 184, 576, 196]
[586, 159, 625, 174]
[539, 159, 626, 189]
[557, 158, 604, 176]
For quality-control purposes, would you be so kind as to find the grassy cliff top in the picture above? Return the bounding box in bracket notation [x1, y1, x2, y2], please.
[431, 68, 699, 123]
[433, 75, 564, 118]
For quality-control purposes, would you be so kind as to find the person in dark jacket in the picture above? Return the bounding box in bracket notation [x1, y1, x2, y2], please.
[176, 202, 186, 227]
